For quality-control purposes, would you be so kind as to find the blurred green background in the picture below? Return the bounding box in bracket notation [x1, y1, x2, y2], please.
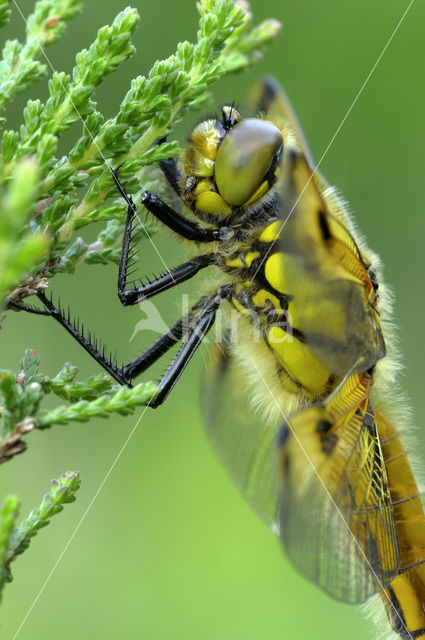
[1, 0, 424, 638]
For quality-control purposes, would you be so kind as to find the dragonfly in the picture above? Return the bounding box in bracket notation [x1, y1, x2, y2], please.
[14, 76, 425, 639]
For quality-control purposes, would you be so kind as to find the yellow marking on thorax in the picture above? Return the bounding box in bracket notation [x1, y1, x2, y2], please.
[259, 220, 281, 242]
[267, 326, 331, 396]
[225, 251, 260, 270]
[264, 252, 287, 294]
[226, 256, 244, 268]
[252, 289, 281, 309]
[194, 178, 213, 195]
[245, 251, 260, 267]
[195, 191, 231, 216]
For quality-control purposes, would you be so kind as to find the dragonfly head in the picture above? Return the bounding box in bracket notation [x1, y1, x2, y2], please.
[183, 106, 284, 224]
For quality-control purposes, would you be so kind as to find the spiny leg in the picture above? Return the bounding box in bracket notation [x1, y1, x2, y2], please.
[37, 292, 128, 385]
[34, 290, 222, 405]
[118, 195, 215, 305]
[123, 313, 193, 380]
[9, 200, 215, 369]
[147, 286, 232, 408]
[14, 184, 218, 389]
[34, 291, 192, 386]
[11, 165, 229, 403]
[122, 293, 210, 379]
[119, 254, 215, 305]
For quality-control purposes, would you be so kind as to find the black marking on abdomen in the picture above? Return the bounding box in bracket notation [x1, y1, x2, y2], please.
[387, 585, 409, 638]
[385, 586, 425, 638]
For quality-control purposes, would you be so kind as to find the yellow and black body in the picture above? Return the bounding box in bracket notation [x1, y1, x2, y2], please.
[180, 80, 425, 638]
[26, 77, 425, 640]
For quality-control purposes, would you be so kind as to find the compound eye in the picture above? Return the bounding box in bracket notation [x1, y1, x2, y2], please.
[214, 119, 283, 207]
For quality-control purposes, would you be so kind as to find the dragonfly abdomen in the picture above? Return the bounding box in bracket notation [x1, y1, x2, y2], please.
[376, 408, 425, 638]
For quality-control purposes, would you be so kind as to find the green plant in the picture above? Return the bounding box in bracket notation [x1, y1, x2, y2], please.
[0, 0, 280, 603]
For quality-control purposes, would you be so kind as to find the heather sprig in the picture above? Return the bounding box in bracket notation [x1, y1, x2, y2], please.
[0, 0, 82, 111]
[0, 349, 157, 455]
[0, 471, 80, 600]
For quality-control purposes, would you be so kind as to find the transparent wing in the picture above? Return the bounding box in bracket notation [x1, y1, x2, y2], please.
[278, 372, 400, 603]
[276, 149, 386, 375]
[201, 336, 279, 527]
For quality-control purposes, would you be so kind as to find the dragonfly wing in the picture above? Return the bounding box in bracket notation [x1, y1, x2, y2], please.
[278, 373, 400, 603]
[276, 149, 386, 375]
[201, 336, 280, 527]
